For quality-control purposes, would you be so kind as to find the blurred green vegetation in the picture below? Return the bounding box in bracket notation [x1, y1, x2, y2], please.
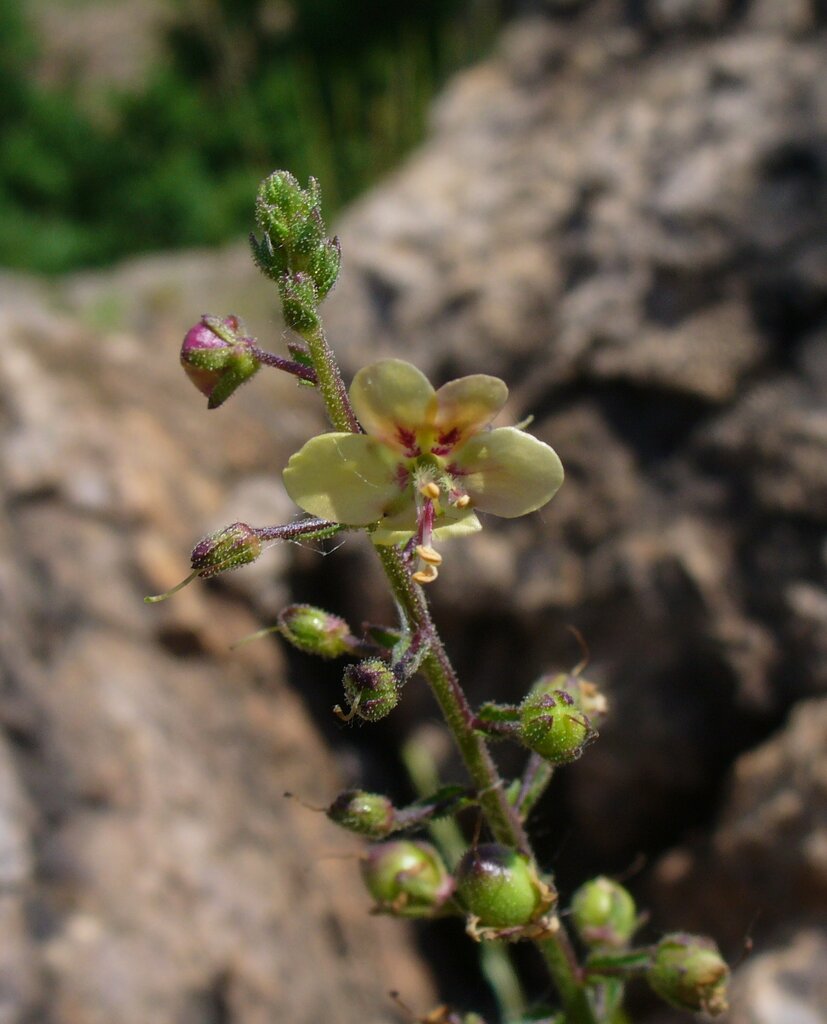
[0, 0, 506, 274]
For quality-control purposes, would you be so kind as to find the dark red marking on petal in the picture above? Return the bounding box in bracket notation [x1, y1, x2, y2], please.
[396, 426, 421, 457]
[436, 427, 461, 448]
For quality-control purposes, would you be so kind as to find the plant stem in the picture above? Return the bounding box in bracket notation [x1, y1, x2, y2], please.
[375, 544, 529, 851]
[304, 326, 361, 432]
[541, 933, 597, 1024]
[515, 753, 555, 821]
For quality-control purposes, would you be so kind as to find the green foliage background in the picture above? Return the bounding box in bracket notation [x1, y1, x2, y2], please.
[0, 0, 505, 274]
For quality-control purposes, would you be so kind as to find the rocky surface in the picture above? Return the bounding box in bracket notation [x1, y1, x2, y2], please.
[2, 0, 826, 1021]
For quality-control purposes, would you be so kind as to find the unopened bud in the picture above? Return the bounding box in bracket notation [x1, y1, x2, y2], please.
[341, 658, 399, 722]
[180, 315, 261, 408]
[252, 172, 340, 298]
[278, 604, 354, 659]
[361, 840, 454, 918]
[310, 236, 341, 300]
[190, 522, 262, 578]
[648, 933, 729, 1015]
[571, 876, 638, 948]
[327, 790, 396, 838]
[455, 844, 552, 930]
[279, 272, 321, 335]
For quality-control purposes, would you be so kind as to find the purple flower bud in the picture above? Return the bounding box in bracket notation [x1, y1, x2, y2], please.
[180, 315, 261, 408]
[341, 659, 399, 722]
[190, 522, 262, 578]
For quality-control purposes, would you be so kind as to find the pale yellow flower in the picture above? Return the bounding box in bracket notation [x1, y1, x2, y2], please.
[283, 360, 563, 573]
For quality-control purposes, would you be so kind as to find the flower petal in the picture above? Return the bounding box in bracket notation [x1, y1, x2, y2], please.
[452, 427, 564, 518]
[350, 359, 436, 454]
[283, 432, 404, 525]
[432, 375, 508, 450]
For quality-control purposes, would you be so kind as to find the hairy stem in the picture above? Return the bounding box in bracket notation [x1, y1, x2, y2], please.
[515, 752, 555, 821]
[304, 326, 361, 432]
[541, 933, 597, 1024]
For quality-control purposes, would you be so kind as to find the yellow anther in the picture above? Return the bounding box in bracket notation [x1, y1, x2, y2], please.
[419, 481, 440, 501]
[412, 563, 439, 585]
[415, 544, 443, 566]
[455, 494, 471, 508]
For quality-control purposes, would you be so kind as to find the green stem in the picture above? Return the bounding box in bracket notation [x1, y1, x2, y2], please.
[541, 933, 598, 1024]
[376, 544, 528, 852]
[401, 736, 527, 1023]
[304, 325, 360, 433]
[515, 753, 555, 821]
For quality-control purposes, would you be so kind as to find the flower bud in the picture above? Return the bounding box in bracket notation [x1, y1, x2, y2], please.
[190, 522, 262, 578]
[530, 671, 608, 727]
[455, 844, 551, 929]
[570, 876, 638, 948]
[279, 272, 320, 336]
[310, 236, 341, 300]
[327, 790, 396, 838]
[648, 933, 729, 1015]
[180, 315, 261, 408]
[252, 172, 340, 298]
[361, 840, 454, 918]
[278, 604, 354, 659]
[519, 687, 595, 764]
[342, 659, 399, 722]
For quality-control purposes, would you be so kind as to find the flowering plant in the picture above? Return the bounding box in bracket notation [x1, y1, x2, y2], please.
[153, 172, 730, 1024]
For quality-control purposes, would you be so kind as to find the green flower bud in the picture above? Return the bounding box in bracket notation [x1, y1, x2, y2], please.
[342, 658, 399, 722]
[519, 687, 595, 764]
[279, 272, 320, 336]
[251, 172, 340, 298]
[180, 315, 261, 409]
[361, 840, 454, 918]
[570, 876, 638, 948]
[257, 170, 305, 221]
[455, 844, 550, 929]
[310, 236, 341, 300]
[648, 933, 729, 1016]
[327, 790, 396, 838]
[190, 522, 262, 578]
[530, 671, 608, 727]
[278, 604, 354, 659]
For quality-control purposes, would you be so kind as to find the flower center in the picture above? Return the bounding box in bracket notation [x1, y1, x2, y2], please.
[406, 460, 472, 585]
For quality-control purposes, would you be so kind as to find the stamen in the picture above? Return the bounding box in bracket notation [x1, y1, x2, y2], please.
[415, 544, 442, 566]
[455, 494, 471, 509]
[419, 481, 440, 501]
[412, 564, 439, 585]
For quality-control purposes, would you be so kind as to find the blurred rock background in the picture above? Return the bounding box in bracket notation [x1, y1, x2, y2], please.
[1, 1, 825, 1022]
